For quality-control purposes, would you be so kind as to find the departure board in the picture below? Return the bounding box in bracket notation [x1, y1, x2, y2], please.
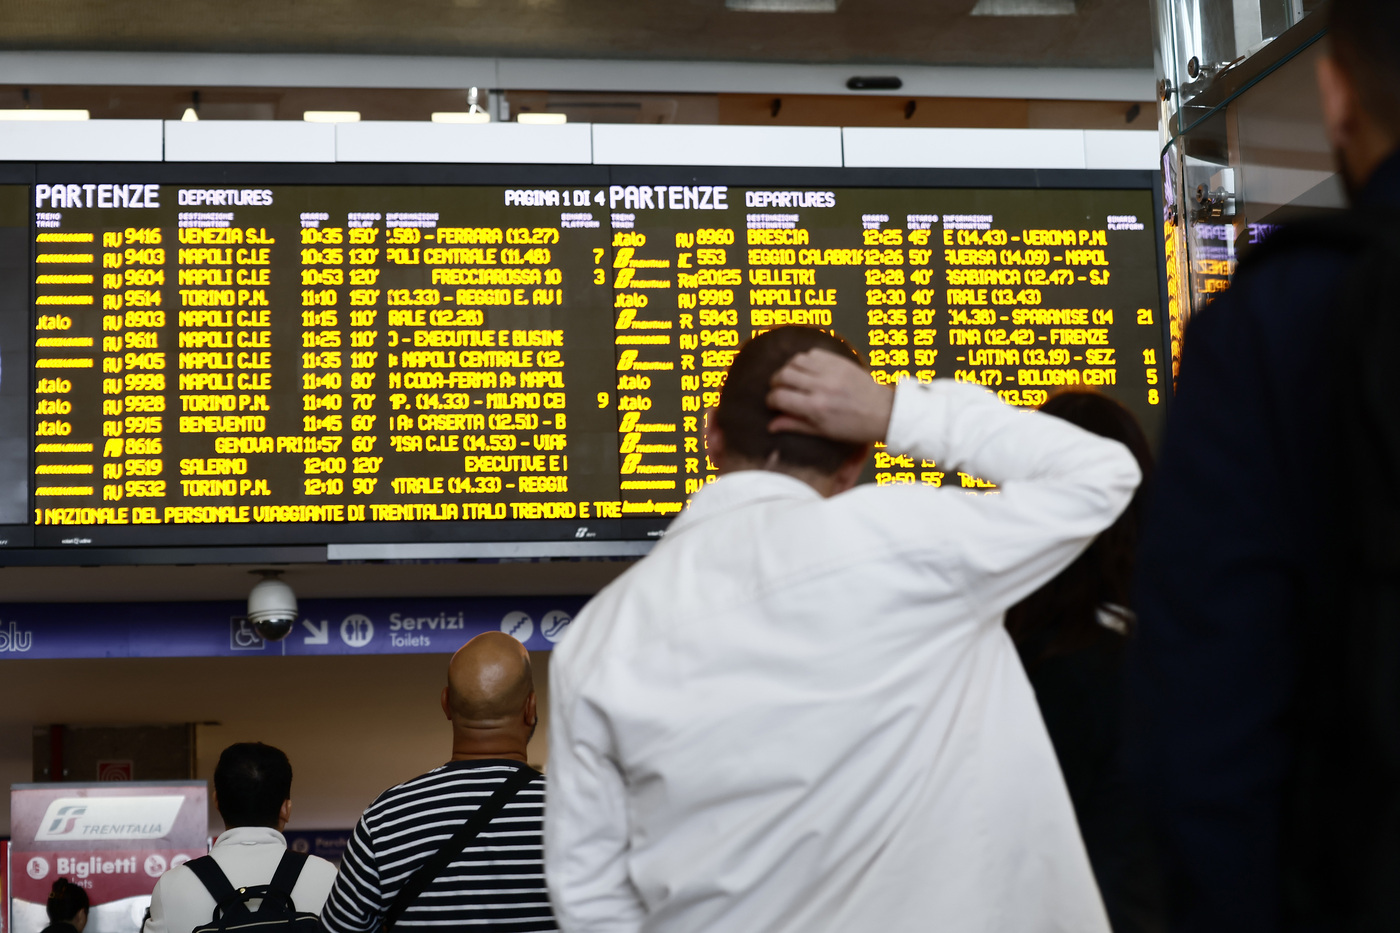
[7, 168, 1167, 554]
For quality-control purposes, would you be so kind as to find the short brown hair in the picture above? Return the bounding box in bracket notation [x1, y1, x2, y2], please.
[713, 326, 865, 474]
[1332, 0, 1400, 135]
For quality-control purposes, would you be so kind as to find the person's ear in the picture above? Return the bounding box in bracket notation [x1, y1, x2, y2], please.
[1318, 54, 1358, 155]
[704, 409, 725, 469]
[828, 445, 870, 496]
[441, 686, 451, 722]
[278, 798, 292, 830]
[524, 690, 538, 728]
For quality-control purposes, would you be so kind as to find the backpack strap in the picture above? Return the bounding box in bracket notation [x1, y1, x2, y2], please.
[382, 765, 540, 933]
[260, 850, 309, 914]
[186, 856, 251, 919]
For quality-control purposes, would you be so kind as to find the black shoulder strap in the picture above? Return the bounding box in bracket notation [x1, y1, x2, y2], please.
[186, 856, 250, 919]
[262, 850, 309, 912]
[382, 765, 540, 933]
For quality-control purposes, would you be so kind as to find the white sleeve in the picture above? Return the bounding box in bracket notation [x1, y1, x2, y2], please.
[545, 653, 645, 933]
[882, 378, 1143, 616]
[143, 876, 170, 933]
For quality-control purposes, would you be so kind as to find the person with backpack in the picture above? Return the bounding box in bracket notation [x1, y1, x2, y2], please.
[1128, 0, 1400, 927]
[145, 743, 337, 933]
[320, 632, 555, 933]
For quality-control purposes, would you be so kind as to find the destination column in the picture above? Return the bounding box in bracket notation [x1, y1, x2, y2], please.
[174, 212, 277, 522]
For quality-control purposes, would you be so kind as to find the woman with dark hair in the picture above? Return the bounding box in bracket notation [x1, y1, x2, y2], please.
[1004, 389, 1160, 932]
[41, 878, 89, 933]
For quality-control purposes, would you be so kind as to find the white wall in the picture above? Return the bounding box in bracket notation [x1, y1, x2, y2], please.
[0, 119, 1161, 170]
[0, 51, 1155, 101]
[0, 651, 552, 837]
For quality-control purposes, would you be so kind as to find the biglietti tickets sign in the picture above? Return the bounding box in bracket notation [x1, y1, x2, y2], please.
[9, 782, 207, 933]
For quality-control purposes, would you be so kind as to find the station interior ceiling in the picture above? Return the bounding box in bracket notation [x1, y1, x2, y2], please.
[1, 0, 1152, 69]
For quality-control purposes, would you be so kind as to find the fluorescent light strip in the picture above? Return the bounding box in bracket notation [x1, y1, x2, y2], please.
[726, 0, 840, 9]
[432, 111, 491, 124]
[303, 110, 361, 123]
[0, 109, 89, 121]
[970, 0, 1076, 14]
[517, 112, 567, 125]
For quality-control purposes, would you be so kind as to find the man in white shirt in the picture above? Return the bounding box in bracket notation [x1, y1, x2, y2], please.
[546, 326, 1141, 933]
[145, 743, 337, 933]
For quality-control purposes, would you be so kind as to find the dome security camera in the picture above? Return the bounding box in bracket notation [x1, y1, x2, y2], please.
[248, 571, 297, 642]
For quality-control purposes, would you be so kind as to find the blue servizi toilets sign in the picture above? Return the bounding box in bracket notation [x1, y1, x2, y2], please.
[0, 596, 583, 660]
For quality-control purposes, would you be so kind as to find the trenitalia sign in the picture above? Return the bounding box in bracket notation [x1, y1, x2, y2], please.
[35, 796, 186, 842]
[9, 782, 207, 933]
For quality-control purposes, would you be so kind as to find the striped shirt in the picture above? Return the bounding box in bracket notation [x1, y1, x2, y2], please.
[321, 760, 556, 933]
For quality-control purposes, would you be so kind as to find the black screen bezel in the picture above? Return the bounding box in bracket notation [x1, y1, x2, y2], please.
[1, 162, 1168, 565]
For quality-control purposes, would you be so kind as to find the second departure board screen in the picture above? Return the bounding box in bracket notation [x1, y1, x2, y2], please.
[21, 171, 1165, 549]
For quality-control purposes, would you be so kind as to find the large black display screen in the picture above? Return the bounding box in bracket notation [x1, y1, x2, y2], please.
[4, 166, 1167, 555]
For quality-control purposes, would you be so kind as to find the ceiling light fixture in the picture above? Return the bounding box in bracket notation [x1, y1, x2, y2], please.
[433, 111, 491, 124]
[181, 108, 199, 122]
[0, 110, 89, 121]
[847, 76, 903, 90]
[970, 0, 1076, 15]
[726, 0, 840, 10]
[518, 112, 567, 125]
[303, 111, 361, 123]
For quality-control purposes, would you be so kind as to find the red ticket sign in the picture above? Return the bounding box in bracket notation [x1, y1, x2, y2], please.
[9, 782, 207, 933]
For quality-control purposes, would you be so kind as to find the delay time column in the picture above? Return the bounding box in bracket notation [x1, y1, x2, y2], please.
[344, 223, 384, 502]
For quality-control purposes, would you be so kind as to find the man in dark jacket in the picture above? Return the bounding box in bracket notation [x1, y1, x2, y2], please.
[1129, 0, 1400, 928]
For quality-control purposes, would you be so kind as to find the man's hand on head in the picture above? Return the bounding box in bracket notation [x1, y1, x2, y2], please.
[766, 349, 895, 445]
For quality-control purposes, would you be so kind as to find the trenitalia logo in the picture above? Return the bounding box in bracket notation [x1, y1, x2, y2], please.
[35, 796, 185, 841]
[45, 805, 86, 836]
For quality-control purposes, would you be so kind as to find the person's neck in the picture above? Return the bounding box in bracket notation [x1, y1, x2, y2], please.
[450, 728, 528, 763]
[1342, 135, 1399, 197]
[719, 459, 840, 497]
[221, 822, 285, 834]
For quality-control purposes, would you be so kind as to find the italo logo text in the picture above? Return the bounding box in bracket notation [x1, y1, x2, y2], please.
[35, 796, 185, 841]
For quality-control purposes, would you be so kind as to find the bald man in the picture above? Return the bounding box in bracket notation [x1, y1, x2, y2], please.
[321, 633, 558, 933]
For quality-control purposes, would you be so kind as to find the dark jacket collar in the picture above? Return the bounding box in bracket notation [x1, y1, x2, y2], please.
[1358, 147, 1400, 209]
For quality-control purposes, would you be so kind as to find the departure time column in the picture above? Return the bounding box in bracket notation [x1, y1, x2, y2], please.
[298, 216, 348, 502]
